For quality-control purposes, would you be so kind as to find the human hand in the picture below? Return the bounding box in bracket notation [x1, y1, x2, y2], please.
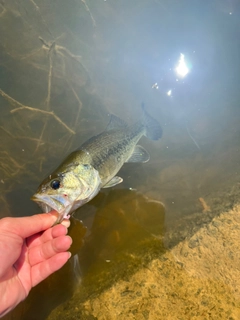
[0, 213, 72, 317]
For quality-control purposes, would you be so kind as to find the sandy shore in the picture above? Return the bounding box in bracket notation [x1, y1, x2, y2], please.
[50, 203, 240, 320]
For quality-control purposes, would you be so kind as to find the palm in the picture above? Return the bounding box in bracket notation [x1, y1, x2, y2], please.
[13, 240, 35, 297]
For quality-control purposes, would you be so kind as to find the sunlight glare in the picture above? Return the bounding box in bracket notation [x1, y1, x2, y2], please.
[175, 53, 189, 78]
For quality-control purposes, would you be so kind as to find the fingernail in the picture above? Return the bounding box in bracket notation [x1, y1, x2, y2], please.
[61, 219, 71, 228]
[68, 251, 72, 259]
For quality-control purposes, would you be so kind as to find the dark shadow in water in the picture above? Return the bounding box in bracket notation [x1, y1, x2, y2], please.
[63, 189, 165, 311]
[79, 188, 165, 268]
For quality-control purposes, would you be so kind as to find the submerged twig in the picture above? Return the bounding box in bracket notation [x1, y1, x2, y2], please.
[199, 197, 211, 213]
[0, 151, 26, 177]
[29, 0, 53, 38]
[11, 106, 75, 135]
[81, 0, 96, 28]
[186, 126, 200, 150]
[67, 80, 83, 128]
[45, 44, 54, 110]
[0, 88, 75, 134]
[34, 120, 47, 153]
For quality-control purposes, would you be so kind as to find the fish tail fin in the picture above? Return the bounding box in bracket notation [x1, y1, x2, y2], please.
[141, 103, 162, 140]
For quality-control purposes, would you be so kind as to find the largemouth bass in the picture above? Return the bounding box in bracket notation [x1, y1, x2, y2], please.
[32, 106, 162, 223]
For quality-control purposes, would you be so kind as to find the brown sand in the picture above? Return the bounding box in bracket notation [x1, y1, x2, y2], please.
[76, 205, 240, 319]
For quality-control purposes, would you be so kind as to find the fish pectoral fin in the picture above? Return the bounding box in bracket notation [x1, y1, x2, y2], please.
[106, 115, 128, 131]
[126, 145, 150, 163]
[102, 176, 123, 188]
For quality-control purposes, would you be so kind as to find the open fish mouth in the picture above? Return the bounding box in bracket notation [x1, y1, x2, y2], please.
[35, 201, 53, 214]
[31, 194, 72, 222]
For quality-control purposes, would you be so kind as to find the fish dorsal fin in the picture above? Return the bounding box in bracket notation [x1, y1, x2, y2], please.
[102, 176, 123, 188]
[106, 115, 128, 131]
[126, 145, 150, 163]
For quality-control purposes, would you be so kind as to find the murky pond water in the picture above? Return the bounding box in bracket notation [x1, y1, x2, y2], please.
[1, 0, 240, 319]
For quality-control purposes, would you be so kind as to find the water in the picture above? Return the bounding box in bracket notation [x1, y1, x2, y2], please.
[1, 0, 240, 319]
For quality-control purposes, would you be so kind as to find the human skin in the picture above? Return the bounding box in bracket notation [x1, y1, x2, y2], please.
[0, 213, 72, 317]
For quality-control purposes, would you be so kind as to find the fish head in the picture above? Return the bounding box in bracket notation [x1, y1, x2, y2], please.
[31, 163, 101, 223]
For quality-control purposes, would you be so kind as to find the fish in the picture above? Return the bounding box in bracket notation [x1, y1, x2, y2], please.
[31, 105, 162, 224]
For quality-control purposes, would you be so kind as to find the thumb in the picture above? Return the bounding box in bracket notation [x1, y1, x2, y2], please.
[0, 212, 58, 239]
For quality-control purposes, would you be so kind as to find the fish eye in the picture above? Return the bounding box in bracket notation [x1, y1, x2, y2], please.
[51, 180, 61, 190]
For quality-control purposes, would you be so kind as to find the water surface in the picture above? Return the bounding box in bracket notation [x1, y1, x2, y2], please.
[1, 0, 240, 319]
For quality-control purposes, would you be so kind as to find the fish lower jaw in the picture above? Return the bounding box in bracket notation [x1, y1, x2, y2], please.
[33, 200, 71, 224]
[51, 205, 73, 223]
